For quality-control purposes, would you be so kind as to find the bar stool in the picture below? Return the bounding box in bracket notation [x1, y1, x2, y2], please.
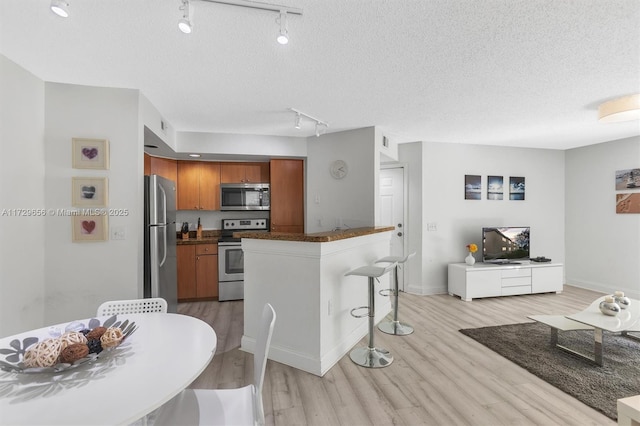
[375, 252, 416, 336]
[345, 262, 397, 368]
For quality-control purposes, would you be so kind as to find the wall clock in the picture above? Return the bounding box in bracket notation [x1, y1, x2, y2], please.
[330, 160, 348, 179]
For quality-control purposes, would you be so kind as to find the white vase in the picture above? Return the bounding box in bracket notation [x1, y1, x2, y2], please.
[465, 253, 476, 265]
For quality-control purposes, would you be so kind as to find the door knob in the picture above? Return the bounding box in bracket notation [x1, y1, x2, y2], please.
[397, 232, 403, 237]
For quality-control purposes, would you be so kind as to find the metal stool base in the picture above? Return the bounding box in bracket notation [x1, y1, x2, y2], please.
[349, 346, 394, 368]
[378, 320, 414, 336]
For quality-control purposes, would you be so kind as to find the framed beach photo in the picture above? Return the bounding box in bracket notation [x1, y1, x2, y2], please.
[487, 175, 503, 200]
[72, 138, 109, 169]
[464, 175, 481, 200]
[72, 177, 108, 207]
[72, 215, 108, 242]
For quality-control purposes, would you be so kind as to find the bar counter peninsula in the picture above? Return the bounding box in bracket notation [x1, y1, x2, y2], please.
[236, 226, 394, 376]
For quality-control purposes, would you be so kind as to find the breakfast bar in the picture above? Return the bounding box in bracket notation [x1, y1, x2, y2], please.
[237, 226, 394, 376]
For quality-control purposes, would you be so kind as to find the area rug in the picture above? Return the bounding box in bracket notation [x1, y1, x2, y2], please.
[459, 322, 640, 420]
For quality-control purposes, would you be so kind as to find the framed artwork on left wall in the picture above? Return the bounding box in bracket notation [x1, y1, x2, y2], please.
[71, 177, 108, 207]
[71, 215, 108, 242]
[72, 138, 109, 169]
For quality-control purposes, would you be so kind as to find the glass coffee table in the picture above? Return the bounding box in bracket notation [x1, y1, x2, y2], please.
[529, 295, 639, 366]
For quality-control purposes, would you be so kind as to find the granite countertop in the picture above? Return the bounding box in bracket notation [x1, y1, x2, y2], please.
[233, 226, 395, 243]
[176, 230, 221, 245]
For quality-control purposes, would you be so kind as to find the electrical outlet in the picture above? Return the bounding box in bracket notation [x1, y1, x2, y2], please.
[111, 226, 126, 240]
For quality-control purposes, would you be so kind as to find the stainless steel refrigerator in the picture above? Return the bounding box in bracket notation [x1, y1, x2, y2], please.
[144, 175, 178, 313]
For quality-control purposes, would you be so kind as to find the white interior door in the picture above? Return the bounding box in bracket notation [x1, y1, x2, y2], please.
[380, 167, 406, 290]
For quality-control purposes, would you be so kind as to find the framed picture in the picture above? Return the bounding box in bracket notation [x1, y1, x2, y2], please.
[72, 138, 109, 169]
[487, 176, 503, 200]
[72, 177, 108, 207]
[615, 168, 640, 191]
[509, 176, 525, 200]
[616, 193, 640, 214]
[464, 175, 481, 200]
[72, 215, 108, 242]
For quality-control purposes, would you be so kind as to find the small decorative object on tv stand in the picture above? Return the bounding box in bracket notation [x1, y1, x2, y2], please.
[465, 253, 475, 265]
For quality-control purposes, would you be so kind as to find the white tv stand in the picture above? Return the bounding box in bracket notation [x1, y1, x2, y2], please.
[448, 262, 563, 301]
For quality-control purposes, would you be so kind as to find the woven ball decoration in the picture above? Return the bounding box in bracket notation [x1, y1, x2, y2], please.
[100, 327, 124, 349]
[58, 331, 88, 350]
[59, 343, 90, 364]
[23, 339, 63, 368]
[85, 326, 107, 340]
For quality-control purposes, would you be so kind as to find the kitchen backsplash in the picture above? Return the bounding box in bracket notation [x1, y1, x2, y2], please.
[176, 210, 270, 231]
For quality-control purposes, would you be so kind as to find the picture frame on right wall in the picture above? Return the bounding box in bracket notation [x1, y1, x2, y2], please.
[487, 176, 503, 200]
[509, 176, 525, 200]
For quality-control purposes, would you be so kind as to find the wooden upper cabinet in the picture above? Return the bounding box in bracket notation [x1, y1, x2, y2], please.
[177, 161, 220, 210]
[270, 159, 304, 233]
[150, 157, 178, 184]
[144, 153, 151, 175]
[220, 162, 270, 183]
[198, 162, 220, 210]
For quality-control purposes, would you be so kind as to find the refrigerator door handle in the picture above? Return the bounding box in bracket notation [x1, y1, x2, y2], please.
[158, 181, 167, 225]
[149, 226, 160, 298]
[159, 225, 167, 268]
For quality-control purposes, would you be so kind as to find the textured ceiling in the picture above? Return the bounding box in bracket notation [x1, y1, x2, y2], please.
[1, 0, 639, 150]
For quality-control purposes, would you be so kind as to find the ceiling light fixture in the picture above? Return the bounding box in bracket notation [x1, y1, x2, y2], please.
[276, 11, 289, 45]
[50, 0, 69, 18]
[178, 0, 193, 34]
[289, 108, 328, 137]
[188, 153, 201, 158]
[598, 93, 640, 123]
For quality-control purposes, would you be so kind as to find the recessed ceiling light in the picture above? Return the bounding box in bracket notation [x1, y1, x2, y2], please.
[189, 154, 201, 158]
[144, 144, 159, 149]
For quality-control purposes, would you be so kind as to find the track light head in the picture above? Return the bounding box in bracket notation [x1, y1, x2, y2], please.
[50, 0, 69, 18]
[178, 0, 193, 34]
[277, 11, 289, 45]
[294, 113, 301, 129]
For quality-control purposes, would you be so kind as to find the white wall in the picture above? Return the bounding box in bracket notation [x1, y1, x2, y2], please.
[565, 137, 640, 298]
[306, 127, 378, 232]
[177, 132, 306, 158]
[44, 83, 142, 324]
[0, 55, 46, 337]
[399, 141, 566, 295]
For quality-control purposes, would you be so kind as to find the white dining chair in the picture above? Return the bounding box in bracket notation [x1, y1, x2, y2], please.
[150, 303, 276, 426]
[96, 297, 168, 316]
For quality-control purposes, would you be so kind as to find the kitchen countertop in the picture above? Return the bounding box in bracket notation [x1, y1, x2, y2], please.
[176, 230, 220, 245]
[234, 226, 395, 243]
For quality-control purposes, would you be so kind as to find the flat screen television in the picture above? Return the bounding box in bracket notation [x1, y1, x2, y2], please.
[482, 226, 530, 263]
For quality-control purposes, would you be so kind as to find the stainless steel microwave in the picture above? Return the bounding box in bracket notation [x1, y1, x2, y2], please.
[220, 183, 270, 211]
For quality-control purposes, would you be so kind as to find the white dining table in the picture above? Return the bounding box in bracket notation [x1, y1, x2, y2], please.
[0, 313, 217, 425]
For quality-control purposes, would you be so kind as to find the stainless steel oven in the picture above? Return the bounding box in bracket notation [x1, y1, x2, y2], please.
[218, 218, 268, 301]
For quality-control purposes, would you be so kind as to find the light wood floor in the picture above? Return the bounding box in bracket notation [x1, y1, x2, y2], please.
[178, 286, 615, 426]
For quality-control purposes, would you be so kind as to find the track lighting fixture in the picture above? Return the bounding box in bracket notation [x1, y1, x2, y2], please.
[178, 0, 193, 34]
[289, 108, 328, 136]
[199, 0, 302, 45]
[276, 11, 289, 45]
[50, 0, 69, 18]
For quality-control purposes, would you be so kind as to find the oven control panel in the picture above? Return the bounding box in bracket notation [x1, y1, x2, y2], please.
[222, 218, 269, 231]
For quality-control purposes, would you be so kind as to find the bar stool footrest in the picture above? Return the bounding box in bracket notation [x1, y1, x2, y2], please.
[378, 288, 394, 297]
[350, 306, 370, 318]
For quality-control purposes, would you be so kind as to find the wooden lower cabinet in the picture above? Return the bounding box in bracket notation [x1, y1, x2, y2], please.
[177, 244, 218, 301]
